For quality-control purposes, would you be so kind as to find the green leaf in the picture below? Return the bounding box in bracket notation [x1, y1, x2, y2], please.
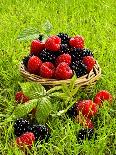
[17, 27, 40, 41]
[19, 82, 46, 99]
[13, 99, 38, 119]
[42, 20, 53, 34]
[35, 97, 52, 124]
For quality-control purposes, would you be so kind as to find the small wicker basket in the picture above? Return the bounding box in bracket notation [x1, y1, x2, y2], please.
[19, 61, 101, 88]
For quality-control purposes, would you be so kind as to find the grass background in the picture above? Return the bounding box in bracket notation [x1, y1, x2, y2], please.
[0, 0, 116, 154]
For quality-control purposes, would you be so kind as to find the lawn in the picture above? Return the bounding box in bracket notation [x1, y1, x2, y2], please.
[0, 0, 116, 154]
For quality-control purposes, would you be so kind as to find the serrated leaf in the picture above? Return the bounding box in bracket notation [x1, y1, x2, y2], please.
[13, 99, 38, 119]
[19, 82, 46, 99]
[42, 20, 53, 34]
[17, 27, 40, 41]
[35, 97, 52, 124]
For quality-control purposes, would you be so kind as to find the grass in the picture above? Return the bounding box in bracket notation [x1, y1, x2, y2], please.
[0, 0, 116, 154]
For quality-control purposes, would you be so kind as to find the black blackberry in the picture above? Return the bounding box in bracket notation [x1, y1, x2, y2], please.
[29, 124, 50, 142]
[57, 33, 70, 44]
[70, 61, 87, 78]
[81, 48, 94, 58]
[70, 48, 83, 61]
[22, 54, 32, 68]
[60, 44, 71, 54]
[38, 34, 44, 41]
[14, 118, 31, 137]
[66, 105, 78, 118]
[77, 128, 94, 143]
[38, 49, 58, 63]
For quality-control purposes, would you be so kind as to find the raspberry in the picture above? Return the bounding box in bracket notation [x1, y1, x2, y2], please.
[69, 35, 84, 49]
[16, 132, 35, 149]
[45, 35, 61, 51]
[30, 40, 45, 55]
[22, 54, 32, 68]
[81, 48, 94, 58]
[55, 62, 73, 80]
[29, 124, 50, 142]
[70, 61, 87, 78]
[27, 56, 42, 74]
[15, 91, 29, 103]
[38, 49, 57, 63]
[85, 118, 94, 129]
[14, 118, 31, 137]
[40, 62, 55, 78]
[83, 56, 96, 72]
[57, 33, 70, 44]
[55, 53, 71, 66]
[77, 128, 94, 143]
[77, 100, 98, 118]
[94, 90, 113, 106]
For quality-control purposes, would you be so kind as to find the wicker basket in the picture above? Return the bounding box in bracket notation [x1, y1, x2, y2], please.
[19, 61, 101, 87]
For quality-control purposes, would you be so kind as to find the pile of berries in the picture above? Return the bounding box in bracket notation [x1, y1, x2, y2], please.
[67, 90, 113, 142]
[23, 33, 96, 79]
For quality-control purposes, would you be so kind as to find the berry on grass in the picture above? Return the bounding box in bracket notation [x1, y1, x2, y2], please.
[55, 53, 71, 66]
[77, 100, 98, 118]
[77, 128, 94, 143]
[14, 118, 31, 137]
[40, 62, 55, 78]
[30, 40, 45, 55]
[16, 132, 35, 149]
[55, 62, 73, 80]
[83, 56, 96, 72]
[45, 35, 61, 51]
[27, 56, 42, 74]
[57, 33, 70, 44]
[94, 90, 113, 106]
[69, 35, 84, 49]
[15, 91, 29, 103]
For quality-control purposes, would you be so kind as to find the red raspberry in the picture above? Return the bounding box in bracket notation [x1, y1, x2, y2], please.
[83, 56, 96, 72]
[30, 40, 45, 55]
[45, 35, 61, 51]
[15, 91, 29, 103]
[55, 53, 71, 66]
[69, 35, 84, 49]
[77, 100, 98, 118]
[16, 132, 35, 149]
[40, 62, 55, 78]
[55, 62, 73, 80]
[94, 90, 113, 106]
[27, 56, 42, 74]
[85, 118, 94, 128]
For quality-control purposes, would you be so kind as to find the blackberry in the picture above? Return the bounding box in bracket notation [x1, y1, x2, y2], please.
[71, 48, 83, 61]
[57, 33, 70, 44]
[38, 49, 58, 63]
[66, 105, 78, 118]
[14, 118, 31, 137]
[70, 61, 87, 78]
[81, 48, 94, 58]
[38, 34, 44, 41]
[77, 128, 94, 143]
[22, 54, 32, 68]
[60, 44, 71, 54]
[29, 124, 50, 142]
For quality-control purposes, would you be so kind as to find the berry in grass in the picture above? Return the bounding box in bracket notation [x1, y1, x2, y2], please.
[22, 54, 32, 68]
[40, 62, 55, 78]
[94, 90, 113, 107]
[30, 40, 45, 55]
[66, 105, 78, 118]
[83, 56, 96, 72]
[29, 124, 50, 142]
[55, 62, 73, 80]
[69, 35, 84, 49]
[77, 100, 98, 118]
[14, 118, 31, 137]
[38, 49, 57, 63]
[55, 53, 71, 66]
[81, 48, 94, 58]
[57, 32, 70, 44]
[77, 128, 94, 143]
[16, 132, 35, 149]
[45, 35, 61, 51]
[27, 56, 42, 74]
[85, 118, 94, 129]
[15, 91, 29, 103]
[70, 61, 87, 78]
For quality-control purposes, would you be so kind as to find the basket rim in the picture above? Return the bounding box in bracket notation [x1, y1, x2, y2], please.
[19, 61, 101, 86]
